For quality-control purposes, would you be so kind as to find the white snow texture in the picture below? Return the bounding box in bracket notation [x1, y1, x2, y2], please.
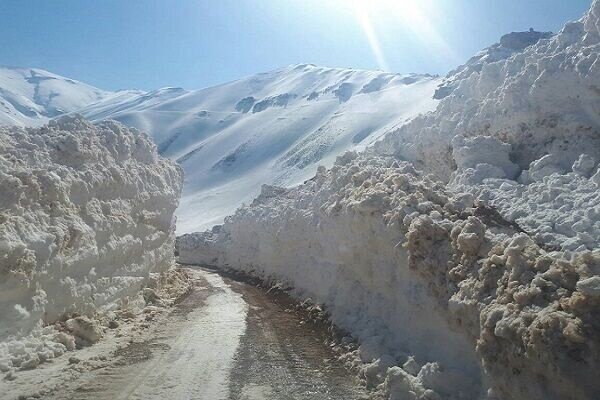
[76, 65, 441, 233]
[372, 0, 600, 251]
[179, 2, 600, 399]
[0, 67, 111, 127]
[0, 117, 182, 370]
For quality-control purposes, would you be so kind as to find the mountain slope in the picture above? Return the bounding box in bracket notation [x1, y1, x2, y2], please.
[0, 66, 112, 126]
[78, 65, 441, 232]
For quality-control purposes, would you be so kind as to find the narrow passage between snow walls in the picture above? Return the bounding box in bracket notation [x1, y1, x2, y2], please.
[178, 2, 600, 398]
[178, 154, 600, 400]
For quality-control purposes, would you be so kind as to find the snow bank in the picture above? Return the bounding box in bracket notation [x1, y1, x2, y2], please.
[374, 1, 600, 180]
[179, 153, 599, 399]
[179, 155, 483, 398]
[0, 116, 182, 371]
[371, 0, 600, 252]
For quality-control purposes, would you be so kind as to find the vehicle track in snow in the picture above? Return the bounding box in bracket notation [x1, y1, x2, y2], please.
[44, 267, 367, 400]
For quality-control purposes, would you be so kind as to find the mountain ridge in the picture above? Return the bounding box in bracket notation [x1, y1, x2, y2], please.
[0, 66, 111, 126]
[75, 64, 442, 233]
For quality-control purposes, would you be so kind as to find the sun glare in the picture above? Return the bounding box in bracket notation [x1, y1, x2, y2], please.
[353, 1, 391, 70]
[351, 0, 458, 71]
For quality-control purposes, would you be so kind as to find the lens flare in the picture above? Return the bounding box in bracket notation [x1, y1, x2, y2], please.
[353, 1, 390, 71]
[352, 0, 459, 70]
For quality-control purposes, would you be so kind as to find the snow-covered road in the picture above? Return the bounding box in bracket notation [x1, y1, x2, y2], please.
[43, 267, 367, 400]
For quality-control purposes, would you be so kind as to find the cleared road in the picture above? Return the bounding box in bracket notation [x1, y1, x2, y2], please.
[47, 267, 367, 400]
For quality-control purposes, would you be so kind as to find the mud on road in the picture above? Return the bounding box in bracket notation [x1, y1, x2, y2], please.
[225, 272, 368, 400]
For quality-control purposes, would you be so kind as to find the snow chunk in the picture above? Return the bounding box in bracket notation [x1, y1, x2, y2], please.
[572, 153, 596, 177]
[452, 135, 519, 180]
[529, 154, 568, 181]
[65, 317, 103, 344]
[576, 276, 600, 297]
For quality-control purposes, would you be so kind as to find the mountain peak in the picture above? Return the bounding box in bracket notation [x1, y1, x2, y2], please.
[0, 66, 110, 126]
[72, 64, 441, 233]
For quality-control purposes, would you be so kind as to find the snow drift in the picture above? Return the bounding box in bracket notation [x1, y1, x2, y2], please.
[0, 117, 182, 370]
[179, 2, 600, 399]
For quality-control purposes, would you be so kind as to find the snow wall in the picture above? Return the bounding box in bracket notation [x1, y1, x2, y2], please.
[179, 2, 600, 399]
[0, 117, 183, 341]
[179, 154, 599, 400]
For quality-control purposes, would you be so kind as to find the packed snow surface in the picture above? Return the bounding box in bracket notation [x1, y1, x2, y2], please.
[0, 67, 113, 127]
[77, 65, 441, 233]
[0, 117, 182, 372]
[179, 2, 600, 399]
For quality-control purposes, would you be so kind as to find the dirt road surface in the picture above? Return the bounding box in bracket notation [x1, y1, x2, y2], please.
[42, 267, 368, 400]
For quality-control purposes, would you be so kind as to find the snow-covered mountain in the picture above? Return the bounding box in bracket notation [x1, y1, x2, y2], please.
[0, 64, 441, 233]
[0, 66, 112, 126]
[77, 65, 442, 232]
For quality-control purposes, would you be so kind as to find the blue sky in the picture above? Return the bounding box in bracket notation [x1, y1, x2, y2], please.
[0, 0, 591, 91]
